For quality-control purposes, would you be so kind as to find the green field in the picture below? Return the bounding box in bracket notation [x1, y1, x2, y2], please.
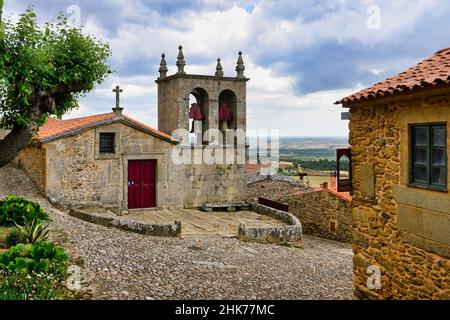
[276, 137, 349, 186]
[306, 175, 331, 188]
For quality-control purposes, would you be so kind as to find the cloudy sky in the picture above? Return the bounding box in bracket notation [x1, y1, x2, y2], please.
[4, 0, 450, 136]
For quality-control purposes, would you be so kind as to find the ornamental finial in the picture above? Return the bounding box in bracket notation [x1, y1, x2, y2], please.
[235, 51, 245, 78]
[215, 58, 224, 77]
[176, 45, 186, 74]
[158, 53, 168, 79]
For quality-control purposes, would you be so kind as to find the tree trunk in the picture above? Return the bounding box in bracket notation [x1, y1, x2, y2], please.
[0, 91, 52, 167]
[0, 121, 39, 167]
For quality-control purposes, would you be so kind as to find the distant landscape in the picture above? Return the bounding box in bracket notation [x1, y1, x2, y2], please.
[277, 136, 349, 187]
[279, 136, 348, 166]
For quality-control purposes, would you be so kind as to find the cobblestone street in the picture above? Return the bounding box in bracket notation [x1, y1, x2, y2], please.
[0, 165, 355, 300]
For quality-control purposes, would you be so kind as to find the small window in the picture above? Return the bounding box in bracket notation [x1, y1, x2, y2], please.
[410, 124, 447, 190]
[99, 133, 115, 154]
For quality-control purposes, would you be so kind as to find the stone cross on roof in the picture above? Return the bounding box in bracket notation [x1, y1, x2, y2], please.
[112, 85, 124, 115]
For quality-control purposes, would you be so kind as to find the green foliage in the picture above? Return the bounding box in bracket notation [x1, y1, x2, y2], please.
[0, 242, 68, 276]
[0, 0, 3, 40]
[0, 270, 73, 300]
[18, 217, 49, 244]
[5, 227, 26, 248]
[279, 148, 336, 158]
[0, 195, 49, 227]
[0, 6, 111, 129]
[280, 157, 349, 172]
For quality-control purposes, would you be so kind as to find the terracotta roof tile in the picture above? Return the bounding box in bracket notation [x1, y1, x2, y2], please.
[38, 113, 116, 139]
[336, 47, 450, 105]
[38, 112, 173, 142]
[122, 114, 172, 140]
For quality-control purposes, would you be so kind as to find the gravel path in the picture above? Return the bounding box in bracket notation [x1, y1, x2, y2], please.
[0, 165, 355, 300]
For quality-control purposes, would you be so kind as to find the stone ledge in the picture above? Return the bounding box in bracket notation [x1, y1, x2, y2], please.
[393, 184, 450, 215]
[200, 202, 250, 212]
[237, 203, 303, 246]
[69, 209, 181, 237]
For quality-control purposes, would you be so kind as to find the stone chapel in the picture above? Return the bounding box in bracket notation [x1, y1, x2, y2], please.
[11, 46, 249, 213]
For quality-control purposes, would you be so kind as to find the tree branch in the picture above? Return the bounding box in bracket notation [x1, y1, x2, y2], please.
[52, 81, 86, 94]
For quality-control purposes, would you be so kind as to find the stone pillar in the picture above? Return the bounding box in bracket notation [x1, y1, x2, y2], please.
[206, 99, 218, 144]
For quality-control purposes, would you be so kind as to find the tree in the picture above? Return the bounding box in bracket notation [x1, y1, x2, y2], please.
[0, 6, 111, 167]
[0, 0, 4, 41]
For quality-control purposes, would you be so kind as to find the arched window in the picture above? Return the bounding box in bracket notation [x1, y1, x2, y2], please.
[218, 90, 237, 145]
[188, 88, 209, 144]
[336, 148, 352, 192]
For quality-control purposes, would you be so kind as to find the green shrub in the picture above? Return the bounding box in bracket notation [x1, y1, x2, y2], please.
[5, 228, 26, 248]
[19, 217, 49, 244]
[0, 196, 49, 227]
[0, 242, 68, 276]
[0, 271, 73, 300]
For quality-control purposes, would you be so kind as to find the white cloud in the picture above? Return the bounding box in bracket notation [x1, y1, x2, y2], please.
[246, 0, 440, 53]
[93, 75, 156, 98]
[99, 4, 250, 69]
[4, 0, 447, 137]
[369, 68, 385, 75]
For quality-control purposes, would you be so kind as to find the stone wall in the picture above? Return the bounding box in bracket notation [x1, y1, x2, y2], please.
[176, 145, 247, 208]
[288, 188, 352, 243]
[70, 208, 181, 237]
[42, 122, 180, 209]
[348, 93, 450, 299]
[17, 121, 246, 210]
[15, 145, 46, 193]
[156, 74, 248, 138]
[238, 203, 302, 245]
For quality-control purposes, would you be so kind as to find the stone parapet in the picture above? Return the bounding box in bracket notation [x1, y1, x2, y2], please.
[69, 209, 181, 237]
[238, 203, 302, 246]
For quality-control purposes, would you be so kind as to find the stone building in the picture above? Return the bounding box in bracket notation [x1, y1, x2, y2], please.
[289, 184, 352, 243]
[13, 47, 249, 212]
[336, 47, 450, 299]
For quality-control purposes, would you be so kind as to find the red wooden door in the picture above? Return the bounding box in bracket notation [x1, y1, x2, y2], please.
[128, 160, 156, 209]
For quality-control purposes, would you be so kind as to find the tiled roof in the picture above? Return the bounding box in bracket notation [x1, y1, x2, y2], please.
[38, 112, 173, 142]
[336, 47, 450, 105]
[321, 187, 352, 202]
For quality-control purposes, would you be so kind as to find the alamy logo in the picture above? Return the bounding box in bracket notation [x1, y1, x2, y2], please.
[366, 5, 381, 30]
[170, 128, 280, 171]
[366, 265, 381, 290]
[66, 265, 82, 290]
[67, 5, 81, 27]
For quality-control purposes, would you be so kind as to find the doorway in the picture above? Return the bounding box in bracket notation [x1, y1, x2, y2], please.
[127, 160, 156, 209]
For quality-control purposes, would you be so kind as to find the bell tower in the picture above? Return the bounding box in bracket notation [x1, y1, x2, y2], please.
[155, 46, 249, 144]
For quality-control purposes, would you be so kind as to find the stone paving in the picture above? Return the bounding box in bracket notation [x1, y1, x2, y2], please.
[92, 208, 288, 238]
[0, 165, 356, 300]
